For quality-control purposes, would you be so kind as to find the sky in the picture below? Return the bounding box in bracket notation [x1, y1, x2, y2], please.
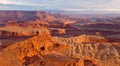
[0, 0, 120, 11]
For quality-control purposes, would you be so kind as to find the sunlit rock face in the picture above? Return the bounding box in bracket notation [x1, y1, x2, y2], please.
[0, 31, 119, 66]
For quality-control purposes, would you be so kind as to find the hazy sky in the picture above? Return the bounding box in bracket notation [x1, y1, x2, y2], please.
[0, 0, 120, 11]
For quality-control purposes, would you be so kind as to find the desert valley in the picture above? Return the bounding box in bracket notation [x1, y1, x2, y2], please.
[0, 11, 119, 66]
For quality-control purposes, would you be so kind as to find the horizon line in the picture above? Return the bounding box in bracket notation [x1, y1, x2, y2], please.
[0, 9, 120, 12]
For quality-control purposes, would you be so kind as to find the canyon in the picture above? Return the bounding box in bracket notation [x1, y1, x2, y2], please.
[0, 11, 120, 66]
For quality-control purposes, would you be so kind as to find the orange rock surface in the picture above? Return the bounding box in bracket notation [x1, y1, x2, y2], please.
[0, 30, 119, 66]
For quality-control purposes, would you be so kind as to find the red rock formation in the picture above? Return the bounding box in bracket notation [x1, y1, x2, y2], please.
[0, 30, 119, 66]
[0, 11, 120, 66]
[58, 29, 66, 34]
